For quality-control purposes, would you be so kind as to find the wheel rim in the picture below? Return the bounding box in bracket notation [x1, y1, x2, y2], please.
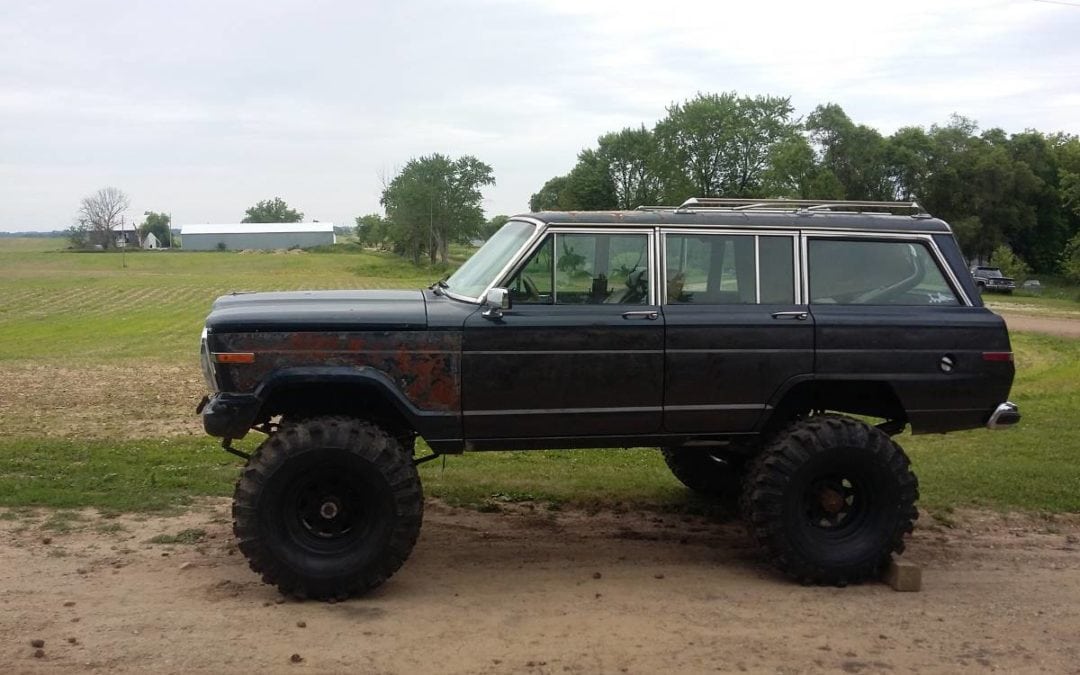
[803, 474, 866, 535]
[277, 456, 389, 556]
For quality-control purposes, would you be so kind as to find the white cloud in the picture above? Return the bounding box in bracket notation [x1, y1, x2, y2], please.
[1, 0, 1078, 229]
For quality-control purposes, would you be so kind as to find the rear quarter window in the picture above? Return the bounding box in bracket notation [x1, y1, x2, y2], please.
[808, 239, 959, 306]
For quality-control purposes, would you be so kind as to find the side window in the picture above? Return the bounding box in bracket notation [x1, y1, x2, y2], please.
[507, 232, 650, 305]
[508, 235, 554, 304]
[808, 239, 960, 306]
[665, 234, 794, 304]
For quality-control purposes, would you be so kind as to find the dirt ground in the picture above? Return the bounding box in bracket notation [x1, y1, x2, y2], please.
[997, 310, 1080, 338]
[2, 500, 1079, 674]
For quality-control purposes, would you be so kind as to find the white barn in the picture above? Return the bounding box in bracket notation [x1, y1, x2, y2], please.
[179, 223, 336, 251]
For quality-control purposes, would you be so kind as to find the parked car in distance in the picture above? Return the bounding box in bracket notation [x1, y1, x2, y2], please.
[971, 266, 1016, 293]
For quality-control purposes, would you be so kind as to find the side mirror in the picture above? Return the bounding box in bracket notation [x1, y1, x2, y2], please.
[482, 287, 510, 319]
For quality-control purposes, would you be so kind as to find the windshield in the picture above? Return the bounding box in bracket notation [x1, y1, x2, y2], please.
[444, 220, 537, 299]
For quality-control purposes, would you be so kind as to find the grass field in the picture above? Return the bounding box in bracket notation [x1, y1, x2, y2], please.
[0, 238, 1078, 518]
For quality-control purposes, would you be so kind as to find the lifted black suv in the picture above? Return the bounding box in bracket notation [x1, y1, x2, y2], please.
[971, 266, 1016, 294]
[198, 198, 1019, 599]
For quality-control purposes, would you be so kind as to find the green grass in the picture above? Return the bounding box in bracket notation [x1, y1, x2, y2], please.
[146, 528, 206, 544]
[0, 238, 447, 362]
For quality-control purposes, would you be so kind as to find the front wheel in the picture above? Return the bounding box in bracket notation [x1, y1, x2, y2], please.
[233, 417, 423, 600]
[741, 415, 918, 585]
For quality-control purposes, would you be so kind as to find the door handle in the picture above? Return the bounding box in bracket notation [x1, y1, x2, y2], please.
[622, 310, 659, 320]
[771, 311, 808, 321]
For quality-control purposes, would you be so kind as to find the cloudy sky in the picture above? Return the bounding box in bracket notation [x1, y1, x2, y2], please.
[2, 0, 1078, 231]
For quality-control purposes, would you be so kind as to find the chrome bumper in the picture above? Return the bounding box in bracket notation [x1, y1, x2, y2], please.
[987, 402, 1020, 429]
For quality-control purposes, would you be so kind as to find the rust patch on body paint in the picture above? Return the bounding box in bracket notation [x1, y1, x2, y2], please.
[213, 331, 462, 412]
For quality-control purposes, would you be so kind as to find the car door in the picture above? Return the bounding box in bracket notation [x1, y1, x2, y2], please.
[661, 231, 814, 433]
[461, 229, 664, 442]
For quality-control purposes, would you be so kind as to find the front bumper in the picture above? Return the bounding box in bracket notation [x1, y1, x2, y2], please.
[987, 401, 1020, 429]
[198, 392, 261, 439]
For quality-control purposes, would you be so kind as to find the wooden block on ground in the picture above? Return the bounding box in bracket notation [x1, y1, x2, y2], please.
[884, 559, 922, 592]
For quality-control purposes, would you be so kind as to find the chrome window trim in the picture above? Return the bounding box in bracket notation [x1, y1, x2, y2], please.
[462, 216, 547, 304]
[800, 231, 972, 307]
[493, 225, 658, 307]
[658, 229, 799, 306]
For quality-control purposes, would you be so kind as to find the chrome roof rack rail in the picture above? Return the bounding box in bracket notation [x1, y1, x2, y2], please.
[672, 197, 928, 216]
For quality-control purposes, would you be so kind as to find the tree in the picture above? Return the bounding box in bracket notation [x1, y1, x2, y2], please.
[77, 187, 130, 249]
[355, 213, 390, 248]
[596, 126, 663, 209]
[529, 175, 569, 212]
[380, 153, 495, 264]
[479, 214, 510, 240]
[242, 197, 303, 223]
[1061, 230, 1080, 283]
[991, 244, 1030, 284]
[655, 92, 798, 200]
[140, 211, 172, 247]
[806, 104, 892, 201]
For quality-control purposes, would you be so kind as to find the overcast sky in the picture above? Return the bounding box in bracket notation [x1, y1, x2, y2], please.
[2, 0, 1078, 231]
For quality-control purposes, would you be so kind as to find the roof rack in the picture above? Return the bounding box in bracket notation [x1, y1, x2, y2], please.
[637, 197, 928, 216]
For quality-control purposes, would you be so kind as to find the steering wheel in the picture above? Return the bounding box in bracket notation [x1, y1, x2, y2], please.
[521, 274, 540, 301]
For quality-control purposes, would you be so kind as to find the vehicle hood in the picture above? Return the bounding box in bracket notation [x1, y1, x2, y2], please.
[205, 289, 427, 333]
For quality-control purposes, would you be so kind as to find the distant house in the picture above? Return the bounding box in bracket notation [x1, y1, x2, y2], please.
[178, 223, 336, 251]
[143, 232, 163, 249]
[114, 223, 141, 248]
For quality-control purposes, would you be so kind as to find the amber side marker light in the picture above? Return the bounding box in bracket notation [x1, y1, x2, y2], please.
[982, 352, 1014, 362]
[214, 352, 256, 364]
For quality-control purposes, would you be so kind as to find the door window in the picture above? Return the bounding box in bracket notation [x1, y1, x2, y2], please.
[664, 234, 795, 304]
[507, 232, 651, 305]
[808, 239, 960, 305]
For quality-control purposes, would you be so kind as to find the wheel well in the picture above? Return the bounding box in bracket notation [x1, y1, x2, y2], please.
[766, 380, 907, 433]
[257, 382, 414, 440]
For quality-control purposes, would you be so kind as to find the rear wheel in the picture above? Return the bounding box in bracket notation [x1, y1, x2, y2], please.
[233, 417, 423, 600]
[741, 415, 918, 585]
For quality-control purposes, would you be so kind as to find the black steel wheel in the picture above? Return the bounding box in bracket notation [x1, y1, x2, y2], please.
[233, 417, 423, 600]
[741, 415, 918, 585]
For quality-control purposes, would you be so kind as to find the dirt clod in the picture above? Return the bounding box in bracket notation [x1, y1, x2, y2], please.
[42, 537, 52, 545]
[33, 648, 45, 658]
[296, 621, 306, 628]
[290, 653, 303, 663]
[67, 637, 78, 644]
[30, 639, 45, 648]
[63, 601, 75, 607]
[592, 572, 602, 579]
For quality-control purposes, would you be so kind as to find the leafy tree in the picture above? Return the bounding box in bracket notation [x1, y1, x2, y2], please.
[1061, 230, 1080, 283]
[806, 104, 891, 200]
[76, 186, 130, 249]
[991, 244, 1030, 284]
[597, 126, 663, 209]
[354, 213, 390, 248]
[242, 197, 303, 223]
[380, 153, 495, 264]
[140, 211, 171, 247]
[529, 175, 569, 212]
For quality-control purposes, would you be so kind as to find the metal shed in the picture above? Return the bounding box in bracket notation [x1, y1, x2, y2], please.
[179, 223, 336, 251]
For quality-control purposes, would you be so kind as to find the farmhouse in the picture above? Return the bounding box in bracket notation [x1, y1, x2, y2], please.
[179, 223, 335, 251]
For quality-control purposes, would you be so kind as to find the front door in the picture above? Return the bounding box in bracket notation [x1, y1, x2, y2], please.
[462, 230, 664, 442]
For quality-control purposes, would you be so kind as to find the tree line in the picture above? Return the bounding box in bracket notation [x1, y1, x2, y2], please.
[528, 92, 1080, 277]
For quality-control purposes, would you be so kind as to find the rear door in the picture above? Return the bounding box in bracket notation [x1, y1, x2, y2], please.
[661, 231, 814, 433]
[462, 229, 665, 440]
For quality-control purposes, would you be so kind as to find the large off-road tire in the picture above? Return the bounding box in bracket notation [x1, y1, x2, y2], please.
[741, 415, 918, 585]
[233, 417, 423, 600]
[661, 448, 742, 499]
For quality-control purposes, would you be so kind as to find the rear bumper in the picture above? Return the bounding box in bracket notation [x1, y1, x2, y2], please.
[987, 401, 1020, 429]
[198, 392, 260, 439]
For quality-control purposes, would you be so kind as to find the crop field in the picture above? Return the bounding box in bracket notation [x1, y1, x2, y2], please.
[0, 237, 1079, 518]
